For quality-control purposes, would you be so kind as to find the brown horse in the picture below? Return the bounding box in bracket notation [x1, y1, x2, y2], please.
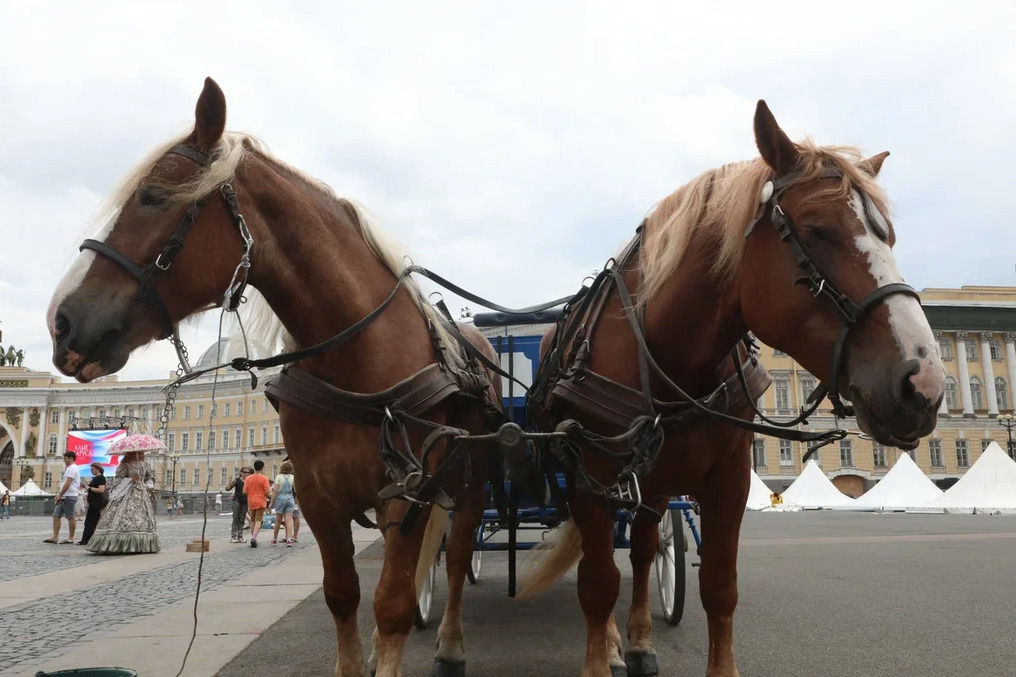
[523, 101, 945, 677]
[47, 78, 499, 677]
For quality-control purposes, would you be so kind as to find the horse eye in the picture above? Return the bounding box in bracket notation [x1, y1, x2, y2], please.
[138, 187, 168, 207]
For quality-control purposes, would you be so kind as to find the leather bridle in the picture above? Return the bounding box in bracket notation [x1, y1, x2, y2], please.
[746, 166, 921, 418]
[79, 144, 254, 344]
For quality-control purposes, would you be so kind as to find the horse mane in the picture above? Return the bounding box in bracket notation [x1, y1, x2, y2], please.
[639, 139, 891, 304]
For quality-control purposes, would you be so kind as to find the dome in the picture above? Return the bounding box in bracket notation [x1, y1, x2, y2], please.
[193, 336, 271, 373]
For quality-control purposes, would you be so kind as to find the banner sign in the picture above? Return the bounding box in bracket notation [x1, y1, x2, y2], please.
[67, 429, 127, 478]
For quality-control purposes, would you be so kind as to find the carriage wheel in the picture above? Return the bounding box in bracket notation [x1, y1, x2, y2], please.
[467, 524, 483, 584]
[655, 508, 686, 626]
[414, 556, 438, 629]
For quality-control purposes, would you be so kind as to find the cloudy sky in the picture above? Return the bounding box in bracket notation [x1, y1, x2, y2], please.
[1, 1, 1013, 381]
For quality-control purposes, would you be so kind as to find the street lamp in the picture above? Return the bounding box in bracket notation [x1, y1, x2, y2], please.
[170, 453, 180, 517]
[999, 414, 1016, 460]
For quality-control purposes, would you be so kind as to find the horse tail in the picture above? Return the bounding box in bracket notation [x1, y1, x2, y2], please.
[518, 519, 582, 599]
[415, 508, 449, 596]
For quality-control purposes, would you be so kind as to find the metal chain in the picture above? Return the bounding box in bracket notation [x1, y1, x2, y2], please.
[157, 333, 190, 440]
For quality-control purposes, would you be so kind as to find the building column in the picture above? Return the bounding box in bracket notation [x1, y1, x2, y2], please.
[19, 407, 29, 456]
[956, 332, 975, 417]
[934, 332, 948, 415]
[981, 333, 999, 415]
[1005, 333, 1016, 412]
[38, 406, 48, 456]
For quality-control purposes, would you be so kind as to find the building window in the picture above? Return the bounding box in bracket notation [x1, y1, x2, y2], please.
[990, 338, 1003, 361]
[779, 439, 794, 466]
[224, 402, 231, 417]
[44, 472, 53, 489]
[274, 424, 280, 444]
[247, 427, 255, 448]
[752, 438, 766, 469]
[195, 432, 203, 452]
[48, 435, 58, 456]
[194, 469, 201, 485]
[799, 375, 817, 406]
[168, 433, 176, 451]
[182, 433, 190, 452]
[181, 468, 187, 484]
[965, 340, 977, 361]
[937, 338, 953, 361]
[261, 427, 268, 446]
[929, 439, 944, 467]
[127, 408, 134, 418]
[995, 377, 1009, 411]
[774, 378, 790, 413]
[184, 406, 191, 420]
[198, 405, 205, 420]
[236, 427, 243, 449]
[981, 438, 992, 452]
[208, 431, 216, 450]
[873, 443, 887, 468]
[222, 429, 229, 449]
[50, 409, 59, 424]
[250, 400, 256, 416]
[970, 377, 984, 410]
[170, 407, 176, 421]
[956, 440, 969, 467]
[220, 467, 227, 484]
[945, 377, 958, 410]
[839, 439, 854, 467]
[113, 408, 120, 417]
[98, 409, 106, 419]
[165, 470, 172, 486]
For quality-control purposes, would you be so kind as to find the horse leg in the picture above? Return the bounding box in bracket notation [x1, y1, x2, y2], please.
[372, 500, 429, 677]
[319, 518, 365, 677]
[572, 494, 624, 677]
[624, 513, 661, 676]
[698, 456, 750, 677]
[433, 478, 484, 676]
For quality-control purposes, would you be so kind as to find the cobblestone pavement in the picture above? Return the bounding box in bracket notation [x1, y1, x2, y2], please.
[0, 515, 316, 676]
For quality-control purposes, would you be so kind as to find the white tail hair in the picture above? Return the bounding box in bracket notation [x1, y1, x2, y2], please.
[518, 519, 583, 598]
[416, 508, 449, 596]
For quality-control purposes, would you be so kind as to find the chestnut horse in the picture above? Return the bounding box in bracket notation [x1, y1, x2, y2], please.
[524, 101, 945, 677]
[47, 78, 499, 677]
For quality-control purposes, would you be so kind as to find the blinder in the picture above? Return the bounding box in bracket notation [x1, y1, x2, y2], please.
[744, 165, 920, 418]
[78, 144, 253, 340]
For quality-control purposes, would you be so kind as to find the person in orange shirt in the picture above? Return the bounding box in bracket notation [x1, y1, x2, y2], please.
[243, 460, 271, 548]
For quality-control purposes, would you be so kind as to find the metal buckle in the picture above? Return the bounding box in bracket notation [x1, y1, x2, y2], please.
[154, 252, 173, 271]
[608, 474, 643, 514]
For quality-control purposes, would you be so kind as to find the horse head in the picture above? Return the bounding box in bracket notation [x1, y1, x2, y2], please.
[48, 78, 251, 382]
[739, 101, 944, 448]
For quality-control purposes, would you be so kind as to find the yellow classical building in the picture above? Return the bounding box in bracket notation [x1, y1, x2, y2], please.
[3, 285, 1015, 501]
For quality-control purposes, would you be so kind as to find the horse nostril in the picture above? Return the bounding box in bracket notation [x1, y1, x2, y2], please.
[55, 312, 71, 339]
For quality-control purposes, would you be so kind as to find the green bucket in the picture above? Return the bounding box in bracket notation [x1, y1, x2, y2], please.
[35, 669, 137, 677]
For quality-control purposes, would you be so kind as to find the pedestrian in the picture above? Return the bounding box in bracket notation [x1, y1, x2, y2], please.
[215, 492, 223, 512]
[270, 461, 297, 546]
[1, 490, 10, 520]
[176, 496, 183, 516]
[292, 500, 301, 543]
[78, 462, 108, 545]
[45, 451, 81, 544]
[242, 459, 270, 548]
[88, 434, 161, 555]
[166, 498, 174, 517]
[226, 468, 250, 543]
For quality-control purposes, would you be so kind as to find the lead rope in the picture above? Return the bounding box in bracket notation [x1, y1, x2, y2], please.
[174, 308, 229, 677]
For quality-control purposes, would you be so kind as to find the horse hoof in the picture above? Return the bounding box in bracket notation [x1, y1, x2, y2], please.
[610, 665, 629, 677]
[624, 650, 658, 676]
[432, 658, 466, 677]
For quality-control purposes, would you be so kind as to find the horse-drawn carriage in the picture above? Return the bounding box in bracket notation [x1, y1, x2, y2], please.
[49, 78, 946, 677]
[411, 309, 704, 630]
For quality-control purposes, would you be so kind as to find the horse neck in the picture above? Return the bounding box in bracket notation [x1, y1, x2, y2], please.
[241, 155, 435, 390]
[641, 236, 746, 395]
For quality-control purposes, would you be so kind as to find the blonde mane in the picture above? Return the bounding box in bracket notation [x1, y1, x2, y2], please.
[639, 139, 891, 304]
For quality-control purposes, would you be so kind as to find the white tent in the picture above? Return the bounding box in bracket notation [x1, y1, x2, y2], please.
[847, 453, 943, 511]
[917, 442, 1016, 514]
[12, 479, 53, 497]
[746, 469, 774, 510]
[779, 460, 854, 509]
[0, 479, 9, 495]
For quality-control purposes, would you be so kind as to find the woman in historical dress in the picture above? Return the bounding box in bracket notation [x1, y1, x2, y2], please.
[87, 434, 162, 555]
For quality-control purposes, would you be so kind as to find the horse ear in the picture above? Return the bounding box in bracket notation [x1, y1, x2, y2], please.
[860, 151, 890, 177]
[193, 77, 226, 150]
[753, 100, 799, 176]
